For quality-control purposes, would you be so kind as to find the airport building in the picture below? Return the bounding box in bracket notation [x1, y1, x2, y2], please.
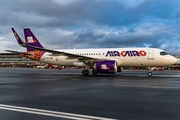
[0, 53, 39, 67]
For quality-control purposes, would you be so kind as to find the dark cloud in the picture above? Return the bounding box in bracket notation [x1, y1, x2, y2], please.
[0, 0, 180, 55]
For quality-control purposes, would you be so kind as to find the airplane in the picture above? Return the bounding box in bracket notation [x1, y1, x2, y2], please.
[8, 28, 177, 76]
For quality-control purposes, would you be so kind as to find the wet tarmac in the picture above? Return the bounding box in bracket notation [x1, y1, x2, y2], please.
[0, 68, 180, 120]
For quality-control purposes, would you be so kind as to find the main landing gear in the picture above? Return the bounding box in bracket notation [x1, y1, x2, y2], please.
[92, 69, 97, 75]
[82, 70, 89, 76]
[82, 69, 98, 76]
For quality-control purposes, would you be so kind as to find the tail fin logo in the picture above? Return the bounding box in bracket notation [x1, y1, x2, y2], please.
[26, 36, 37, 43]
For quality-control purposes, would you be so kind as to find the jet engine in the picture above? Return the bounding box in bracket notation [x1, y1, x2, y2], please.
[93, 60, 117, 74]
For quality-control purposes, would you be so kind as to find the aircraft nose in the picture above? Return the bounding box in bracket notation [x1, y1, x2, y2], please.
[170, 56, 177, 64]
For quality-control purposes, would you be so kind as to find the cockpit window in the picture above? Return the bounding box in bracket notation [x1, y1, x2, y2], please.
[160, 51, 168, 55]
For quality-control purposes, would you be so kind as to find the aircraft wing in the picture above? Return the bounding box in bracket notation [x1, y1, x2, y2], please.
[11, 28, 97, 61]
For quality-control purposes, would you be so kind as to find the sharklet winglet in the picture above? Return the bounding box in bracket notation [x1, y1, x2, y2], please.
[11, 28, 27, 48]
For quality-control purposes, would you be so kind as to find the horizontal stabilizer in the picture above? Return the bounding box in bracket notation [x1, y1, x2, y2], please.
[5, 50, 32, 56]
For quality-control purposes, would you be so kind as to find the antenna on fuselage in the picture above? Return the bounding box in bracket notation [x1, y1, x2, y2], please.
[143, 43, 151, 48]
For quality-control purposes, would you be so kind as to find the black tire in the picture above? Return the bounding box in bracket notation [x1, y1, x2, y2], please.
[92, 69, 97, 75]
[82, 70, 89, 76]
[148, 72, 152, 77]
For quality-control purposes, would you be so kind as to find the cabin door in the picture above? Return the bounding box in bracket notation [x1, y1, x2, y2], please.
[147, 49, 154, 60]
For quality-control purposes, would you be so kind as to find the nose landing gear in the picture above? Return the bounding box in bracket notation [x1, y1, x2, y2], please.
[148, 67, 152, 77]
[148, 72, 152, 76]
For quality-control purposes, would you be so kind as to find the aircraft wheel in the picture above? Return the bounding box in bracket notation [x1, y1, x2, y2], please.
[148, 72, 152, 77]
[82, 70, 89, 76]
[92, 69, 97, 75]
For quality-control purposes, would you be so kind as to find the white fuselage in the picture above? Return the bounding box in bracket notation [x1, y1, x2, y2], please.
[39, 48, 177, 67]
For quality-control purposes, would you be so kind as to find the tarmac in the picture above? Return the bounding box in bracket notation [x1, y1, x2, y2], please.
[0, 68, 180, 120]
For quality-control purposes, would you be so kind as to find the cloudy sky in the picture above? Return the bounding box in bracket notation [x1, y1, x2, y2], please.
[1, 0, 180, 55]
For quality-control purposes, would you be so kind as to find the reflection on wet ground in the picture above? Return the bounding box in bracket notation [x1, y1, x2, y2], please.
[0, 68, 180, 120]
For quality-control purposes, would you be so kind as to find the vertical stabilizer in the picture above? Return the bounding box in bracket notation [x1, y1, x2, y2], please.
[24, 28, 44, 51]
[23, 28, 45, 61]
[11, 28, 45, 61]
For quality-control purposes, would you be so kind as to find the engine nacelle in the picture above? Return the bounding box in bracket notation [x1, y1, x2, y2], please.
[73, 61, 86, 67]
[93, 60, 117, 74]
